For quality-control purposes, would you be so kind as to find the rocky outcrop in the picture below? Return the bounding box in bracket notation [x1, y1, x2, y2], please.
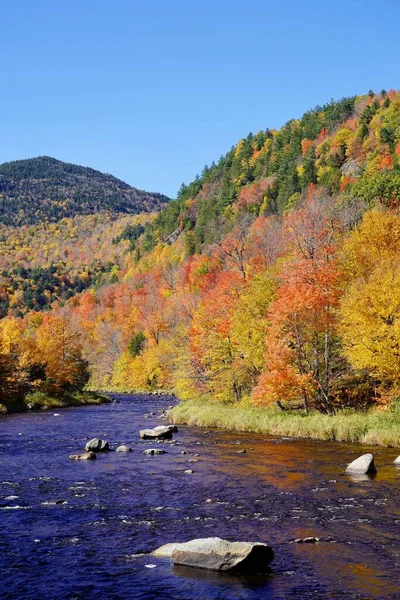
[68, 452, 96, 460]
[153, 537, 274, 572]
[116, 445, 132, 452]
[345, 453, 377, 475]
[143, 449, 167, 455]
[85, 438, 109, 453]
[139, 425, 178, 440]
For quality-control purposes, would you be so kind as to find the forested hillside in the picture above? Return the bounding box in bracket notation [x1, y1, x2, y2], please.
[0, 156, 167, 316]
[0, 156, 169, 226]
[2, 89, 400, 416]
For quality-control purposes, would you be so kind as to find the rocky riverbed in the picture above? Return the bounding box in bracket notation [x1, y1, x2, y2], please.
[1, 394, 400, 599]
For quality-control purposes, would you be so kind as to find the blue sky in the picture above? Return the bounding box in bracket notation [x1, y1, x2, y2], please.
[1, 0, 399, 197]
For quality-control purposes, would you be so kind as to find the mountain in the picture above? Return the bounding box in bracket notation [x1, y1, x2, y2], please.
[0, 156, 170, 226]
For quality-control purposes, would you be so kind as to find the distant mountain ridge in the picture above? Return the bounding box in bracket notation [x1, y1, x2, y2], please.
[0, 156, 170, 226]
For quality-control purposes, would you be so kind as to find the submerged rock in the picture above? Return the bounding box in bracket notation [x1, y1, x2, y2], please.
[293, 537, 320, 543]
[184, 469, 194, 474]
[85, 438, 109, 453]
[143, 449, 167, 455]
[345, 453, 377, 475]
[154, 537, 274, 572]
[139, 425, 178, 440]
[68, 452, 96, 460]
[116, 445, 132, 452]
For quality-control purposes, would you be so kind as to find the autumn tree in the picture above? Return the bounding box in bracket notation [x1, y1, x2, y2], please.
[254, 194, 343, 413]
[339, 209, 400, 396]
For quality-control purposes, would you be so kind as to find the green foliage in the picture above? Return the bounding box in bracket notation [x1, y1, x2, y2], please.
[351, 171, 400, 206]
[128, 332, 146, 357]
[112, 223, 145, 249]
[0, 264, 99, 316]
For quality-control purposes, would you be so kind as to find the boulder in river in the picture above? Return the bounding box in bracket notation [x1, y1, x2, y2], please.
[68, 452, 96, 460]
[139, 425, 178, 440]
[393, 455, 400, 466]
[116, 445, 132, 452]
[345, 453, 377, 475]
[153, 537, 274, 572]
[143, 449, 167, 455]
[85, 438, 109, 453]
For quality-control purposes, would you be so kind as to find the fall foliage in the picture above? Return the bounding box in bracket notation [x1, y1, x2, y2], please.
[3, 90, 400, 413]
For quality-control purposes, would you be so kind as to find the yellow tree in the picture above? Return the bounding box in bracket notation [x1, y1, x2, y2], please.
[340, 260, 400, 388]
[33, 314, 89, 393]
[340, 209, 400, 394]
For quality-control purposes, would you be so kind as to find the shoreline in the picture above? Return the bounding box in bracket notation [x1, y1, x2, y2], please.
[0, 391, 111, 415]
[169, 399, 400, 448]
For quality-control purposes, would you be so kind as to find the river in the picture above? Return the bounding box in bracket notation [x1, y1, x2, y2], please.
[0, 394, 399, 599]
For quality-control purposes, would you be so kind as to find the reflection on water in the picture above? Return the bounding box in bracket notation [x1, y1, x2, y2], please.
[1, 394, 400, 599]
[172, 563, 274, 587]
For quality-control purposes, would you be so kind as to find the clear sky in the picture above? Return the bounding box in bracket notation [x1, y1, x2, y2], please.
[1, 0, 399, 197]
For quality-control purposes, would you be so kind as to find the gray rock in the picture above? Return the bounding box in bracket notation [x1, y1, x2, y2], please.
[345, 453, 377, 475]
[85, 438, 109, 453]
[293, 536, 320, 543]
[116, 445, 132, 452]
[154, 537, 274, 572]
[143, 449, 167, 455]
[184, 469, 194, 474]
[68, 452, 97, 460]
[394, 455, 400, 466]
[139, 425, 178, 440]
[152, 542, 184, 557]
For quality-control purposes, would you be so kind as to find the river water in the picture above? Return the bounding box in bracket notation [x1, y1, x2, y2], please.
[1, 394, 399, 600]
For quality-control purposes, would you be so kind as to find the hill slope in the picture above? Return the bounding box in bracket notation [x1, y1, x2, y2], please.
[0, 156, 170, 226]
[134, 90, 399, 254]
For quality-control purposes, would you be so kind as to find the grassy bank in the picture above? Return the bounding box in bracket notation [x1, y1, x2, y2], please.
[170, 399, 400, 447]
[0, 391, 111, 415]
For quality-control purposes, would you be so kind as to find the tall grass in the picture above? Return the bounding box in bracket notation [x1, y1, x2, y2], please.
[170, 399, 400, 447]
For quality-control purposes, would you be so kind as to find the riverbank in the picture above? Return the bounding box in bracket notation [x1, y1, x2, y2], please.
[0, 391, 110, 415]
[170, 399, 400, 447]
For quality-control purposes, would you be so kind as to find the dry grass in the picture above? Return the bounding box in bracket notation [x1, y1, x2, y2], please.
[170, 399, 400, 447]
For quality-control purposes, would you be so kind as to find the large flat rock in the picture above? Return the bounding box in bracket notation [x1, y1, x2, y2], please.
[345, 453, 377, 475]
[154, 537, 274, 573]
[139, 425, 178, 440]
